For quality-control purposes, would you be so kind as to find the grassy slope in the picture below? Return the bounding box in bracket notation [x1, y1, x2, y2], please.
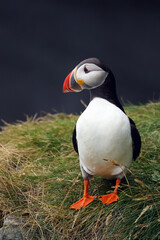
[0, 102, 159, 239]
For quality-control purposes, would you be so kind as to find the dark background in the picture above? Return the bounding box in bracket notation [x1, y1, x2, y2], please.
[0, 0, 160, 124]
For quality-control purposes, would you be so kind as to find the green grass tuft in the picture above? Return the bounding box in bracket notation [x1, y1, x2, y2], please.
[0, 102, 159, 239]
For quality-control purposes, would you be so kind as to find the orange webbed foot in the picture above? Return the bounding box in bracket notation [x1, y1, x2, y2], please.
[99, 192, 119, 205]
[69, 194, 95, 210]
[99, 178, 121, 205]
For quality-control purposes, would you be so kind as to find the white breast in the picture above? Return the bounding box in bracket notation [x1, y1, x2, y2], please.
[76, 97, 132, 179]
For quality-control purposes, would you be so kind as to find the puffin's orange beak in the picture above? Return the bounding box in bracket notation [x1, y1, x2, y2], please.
[63, 69, 82, 93]
[63, 71, 74, 93]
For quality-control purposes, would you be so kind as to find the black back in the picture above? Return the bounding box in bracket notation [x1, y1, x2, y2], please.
[72, 126, 78, 154]
[129, 117, 141, 160]
[90, 71, 125, 112]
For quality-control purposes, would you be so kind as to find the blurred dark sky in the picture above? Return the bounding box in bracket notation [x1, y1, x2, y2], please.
[0, 0, 160, 123]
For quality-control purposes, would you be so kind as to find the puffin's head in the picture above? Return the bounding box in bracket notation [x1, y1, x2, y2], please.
[63, 58, 109, 93]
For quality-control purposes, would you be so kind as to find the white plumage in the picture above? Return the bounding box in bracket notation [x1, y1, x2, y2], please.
[76, 97, 132, 179]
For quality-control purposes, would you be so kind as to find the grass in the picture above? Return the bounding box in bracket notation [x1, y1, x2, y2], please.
[0, 102, 159, 239]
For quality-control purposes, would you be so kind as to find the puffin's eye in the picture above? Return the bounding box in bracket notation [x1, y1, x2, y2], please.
[84, 66, 89, 73]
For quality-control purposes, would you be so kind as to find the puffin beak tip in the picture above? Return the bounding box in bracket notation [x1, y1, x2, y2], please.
[63, 71, 73, 93]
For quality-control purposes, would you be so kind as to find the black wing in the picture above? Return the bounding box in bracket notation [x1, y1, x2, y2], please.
[72, 125, 78, 154]
[129, 118, 141, 160]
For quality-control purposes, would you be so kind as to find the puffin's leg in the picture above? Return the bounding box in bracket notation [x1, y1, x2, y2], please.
[99, 178, 121, 205]
[69, 179, 95, 210]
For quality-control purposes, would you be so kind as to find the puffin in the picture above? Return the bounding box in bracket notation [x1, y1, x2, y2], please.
[63, 58, 141, 210]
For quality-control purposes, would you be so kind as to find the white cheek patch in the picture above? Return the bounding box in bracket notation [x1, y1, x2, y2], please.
[85, 71, 108, 88]
[76, 63, 108, 88]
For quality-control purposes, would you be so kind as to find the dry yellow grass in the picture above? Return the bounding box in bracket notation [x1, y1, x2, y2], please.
[0, 102, 159, 239]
